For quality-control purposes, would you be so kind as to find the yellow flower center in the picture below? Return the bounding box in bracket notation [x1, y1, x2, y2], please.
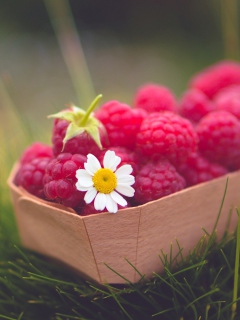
[92, 168, 117, 194]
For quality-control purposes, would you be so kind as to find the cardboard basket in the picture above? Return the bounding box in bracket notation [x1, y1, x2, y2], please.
[7, 162, 240, 284]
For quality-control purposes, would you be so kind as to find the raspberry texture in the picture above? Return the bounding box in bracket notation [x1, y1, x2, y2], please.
[134, 159, 186, 204]
[20, 142, 53, 164]
[196, 111, 240, 167]
[16, 157, 52, 199]
[178, 88, 215, 123]
[214, 84, 240, 97]
[80, 202, 129, 216]
[97, 146, 139, 175]
[95, 100, 147, 149]
[51, 118, 108, 157]
[214, 87, 240, 120]
[80, 203, 104, 216]
[189, 60, 240, 99]
[177, 152, 228, 187]
[136, 112, 198, 166]
[133, 83, 177, 113]
[43, 153, 87, 209]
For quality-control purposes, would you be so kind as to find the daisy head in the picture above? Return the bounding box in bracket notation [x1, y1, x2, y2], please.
[75, 150, 135, 213]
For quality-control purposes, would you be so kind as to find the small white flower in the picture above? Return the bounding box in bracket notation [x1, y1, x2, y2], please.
[75, 150, 135, 213]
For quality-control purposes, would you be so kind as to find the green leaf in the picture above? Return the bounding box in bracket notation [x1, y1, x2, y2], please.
[48, 107, 85, 123]
[63, 123, 85, 146]
[48, 95, 104, 150]
[85, 124, 102, 149]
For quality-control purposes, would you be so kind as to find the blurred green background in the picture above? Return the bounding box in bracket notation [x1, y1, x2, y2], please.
[0, 0, 237, 137]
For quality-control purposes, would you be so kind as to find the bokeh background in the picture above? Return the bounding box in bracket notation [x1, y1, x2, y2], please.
[0, 0, 238, 144]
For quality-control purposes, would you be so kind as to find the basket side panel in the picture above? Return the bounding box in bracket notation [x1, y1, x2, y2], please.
[7, 163, 23, 208]
[17, 197, 100, 282]
[137, 172, 240, 279]
[84, 207, 141, 284]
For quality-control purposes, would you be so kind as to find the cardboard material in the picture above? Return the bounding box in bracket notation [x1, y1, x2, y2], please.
[7, 162, 240, 284]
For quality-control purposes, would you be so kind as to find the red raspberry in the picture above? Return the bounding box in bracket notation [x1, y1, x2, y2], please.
[43, 153, 87, 209]
[196, 111, 240, 167]
[52, 118, 107, 157]
[49, 95, 109, 157]
[214, 87, 240, 120]
[16, 157, 52, 199]
[134, 159, 186, 205]
[135, 112, 198, 166]
[97, 146, 139, 175]
[177, 152, 228, 187]
[80, 202, 129, 216]
[95, 100, 147, 149]
[20, 142, 53, 164]
[80, 203, 104, 216]
[133, 83, 177, 113]
[189, 60, 240, 99]
[214, 84, 240, 97]
[178, 88, 215, 123]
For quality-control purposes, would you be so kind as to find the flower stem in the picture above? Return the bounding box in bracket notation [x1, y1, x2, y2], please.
[79, 94, 102, 126]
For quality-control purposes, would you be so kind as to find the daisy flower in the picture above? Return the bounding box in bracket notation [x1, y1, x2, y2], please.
[75, 150, 135, 213]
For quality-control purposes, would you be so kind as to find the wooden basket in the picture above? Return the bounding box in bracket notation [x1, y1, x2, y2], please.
[7, 162, 240, 284]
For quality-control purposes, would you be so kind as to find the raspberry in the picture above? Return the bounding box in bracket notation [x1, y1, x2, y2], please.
[49, 95, 108, 157]
[16, 157, 52, 199]
[196, 111, 240, 167]
[95, 100, 147, 149]
[97, 146, 139, 175]
[133, 83, 177, 113]
[177, 152, 228, 187]
[43, 153, 87, 209]
[80, 203, 104, 216]
[20, 142, 53, 164]
[189, 60, 240, 99]
[214, 84, 240, 97]
[134, 159, 186, 205]
[178, 88, 215, 123]
[135, 112, 198, 166]
[52, 118, 107, 157]
[214, 87, 240, 120]
[80, 202, 129, 216]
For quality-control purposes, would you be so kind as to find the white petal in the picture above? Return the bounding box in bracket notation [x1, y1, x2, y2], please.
[84, 162, 95, 175]
[116, 174, 135, 185]
[94, 193, 106, 211]
[76, 170, 93, 187]
[103, 150, 121, 171]
[106, 194, 118, 213]
[103, 150, 114, 168]
[86, 154, 101, 173]
[115, 164, 133, 176]
[76, 181, 89, 192]
[110, 190, 127, 207]
[84, 187, 97, 204]
[115, 184, 135, 197]
[76, 169, 88, 179]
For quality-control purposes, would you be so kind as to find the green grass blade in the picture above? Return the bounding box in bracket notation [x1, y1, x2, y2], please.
[231, 208, 240, 319]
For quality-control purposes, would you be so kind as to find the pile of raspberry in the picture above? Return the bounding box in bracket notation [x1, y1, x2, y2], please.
[15, 60, 240, 215]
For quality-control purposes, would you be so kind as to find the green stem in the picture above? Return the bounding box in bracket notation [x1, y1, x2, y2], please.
[232, 208, 240, 320]
[221, 0, 239, 60]
[44, 0, 96, 106]
[79, 94, 102, 126]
